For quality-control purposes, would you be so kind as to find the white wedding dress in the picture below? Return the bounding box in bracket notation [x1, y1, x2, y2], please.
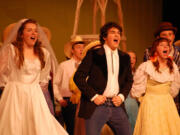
[0, 45, 68, 135]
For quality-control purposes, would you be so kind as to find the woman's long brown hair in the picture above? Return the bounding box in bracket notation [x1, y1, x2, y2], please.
[150, 38, 173, 73]
[12, 19, 45, 69]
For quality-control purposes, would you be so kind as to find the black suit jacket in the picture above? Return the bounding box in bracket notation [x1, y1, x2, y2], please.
[74, 46, 133, 119]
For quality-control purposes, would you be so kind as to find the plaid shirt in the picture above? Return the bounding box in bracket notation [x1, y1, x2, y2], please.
[143, 45, 180, 114]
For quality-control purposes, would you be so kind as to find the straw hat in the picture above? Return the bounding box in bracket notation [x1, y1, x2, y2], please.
[2, 23, 16, 42]
[2, 23, 52, 42]
[41, 26, 52, 41]
[174, 40, 180, 47]
[0, 42, 3, 48]
[64, 36, 85, 58]
[154, 22, 177, 37]
[82, 40, 101, 58]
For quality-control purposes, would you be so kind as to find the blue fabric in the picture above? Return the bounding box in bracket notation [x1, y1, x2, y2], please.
[124, 94, 139, 132]
[61, 98, 77, 135]
[42, 89, 55, 115]
[85, 105, 132, 135]
[174, 45, 180, 52]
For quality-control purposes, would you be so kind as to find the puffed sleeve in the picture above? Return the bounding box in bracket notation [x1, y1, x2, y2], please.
[40, 48, 52, 83]
[130, 62, 148, 98]
[39, 48, 51, 87]
[53, 63, 64, 101]
[170, 63, 180, 97]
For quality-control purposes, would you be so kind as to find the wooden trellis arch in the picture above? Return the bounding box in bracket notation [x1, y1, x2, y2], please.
[72, 0, 127, 51]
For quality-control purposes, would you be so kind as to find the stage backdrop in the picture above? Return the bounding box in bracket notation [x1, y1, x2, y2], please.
[0, 0, 162, 65]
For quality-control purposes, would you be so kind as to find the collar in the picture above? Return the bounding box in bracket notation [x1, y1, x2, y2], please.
[169, 46, 174, 57]
[71, 57, 81, 64]
[104, 44, 118, 56]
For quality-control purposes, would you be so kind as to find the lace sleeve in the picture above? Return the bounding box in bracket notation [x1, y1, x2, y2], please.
[170, 63, 180, 97]
[130, 62, 148, 98]
[53, 63, 63, 101]
[0, 45, 13, 87]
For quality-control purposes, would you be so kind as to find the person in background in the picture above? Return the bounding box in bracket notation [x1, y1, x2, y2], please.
[53, 36, 85, 135]
[132, 38, 180, 135]
[127, 51, 137, 74]
[174, 40, 180, 51]
[124, 51, 139, 133]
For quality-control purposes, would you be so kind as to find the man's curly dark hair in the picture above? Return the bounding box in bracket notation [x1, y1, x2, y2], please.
[99, 22, 122, 44]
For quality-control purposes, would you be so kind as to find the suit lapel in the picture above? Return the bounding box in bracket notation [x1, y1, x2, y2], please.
[95, 47, 108, 79]
[118, 51, 125, 77]
[96, 48, 125, 80]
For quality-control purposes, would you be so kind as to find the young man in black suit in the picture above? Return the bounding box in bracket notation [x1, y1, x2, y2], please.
[74, 22, 133, 135]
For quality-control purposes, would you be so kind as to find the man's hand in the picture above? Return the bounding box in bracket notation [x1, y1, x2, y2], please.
[112, 96, 122, 107]
[94, 95, 106, 105]
[59, 99, 68, 107]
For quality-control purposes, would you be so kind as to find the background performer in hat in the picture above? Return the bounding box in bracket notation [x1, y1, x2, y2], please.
[54, 36, 85, 135]
[124, 51, 139, 132]
[143, 22, 180, 114]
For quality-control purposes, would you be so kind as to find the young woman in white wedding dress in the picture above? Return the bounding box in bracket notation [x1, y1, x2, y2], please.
[0, 19, 68, 135]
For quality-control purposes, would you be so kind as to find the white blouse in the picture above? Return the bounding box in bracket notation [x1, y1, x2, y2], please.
[131, 60, 180, 98]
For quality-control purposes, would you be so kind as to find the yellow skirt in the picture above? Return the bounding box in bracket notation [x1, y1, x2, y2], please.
[133, 80, 180, 135]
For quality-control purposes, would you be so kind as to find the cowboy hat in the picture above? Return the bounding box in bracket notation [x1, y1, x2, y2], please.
[2, 22, 52, 42]
[82, 40, 101, 58]
[0, 42, 2, 48]
[41, 26, 52, 41]
[64, 36, 85, 58]
[174, 40, 180, 47]
[2, 23, 16, 42]
[154, 22, 177, 37]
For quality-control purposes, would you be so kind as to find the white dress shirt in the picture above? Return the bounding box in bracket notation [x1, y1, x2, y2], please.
[91, 45, 124, 101]
[103, 44, 120, 97]
[53, 58, 79, 101]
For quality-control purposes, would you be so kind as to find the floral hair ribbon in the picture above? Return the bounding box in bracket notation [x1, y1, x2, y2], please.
[167, 56, 173, 61]
[150, 55, 157, 62]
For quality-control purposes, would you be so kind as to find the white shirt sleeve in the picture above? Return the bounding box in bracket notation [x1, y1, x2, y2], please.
[170, 63, 180, 97]
[53, 64, 63, 101]
[131, 62, 148, 98]
[118, 94, 125, 101]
